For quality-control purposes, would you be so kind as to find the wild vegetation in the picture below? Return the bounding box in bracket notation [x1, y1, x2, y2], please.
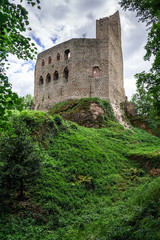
[119, 0, 160, 117]
[0, 98, 159, 240]
[0, 0, 40, 127]
[0, 1, 160, 239]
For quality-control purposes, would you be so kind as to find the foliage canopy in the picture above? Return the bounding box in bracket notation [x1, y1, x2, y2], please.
[119, 0, 160, 116]
[0, 0, 40, 126]
[0, 0, 40, 65]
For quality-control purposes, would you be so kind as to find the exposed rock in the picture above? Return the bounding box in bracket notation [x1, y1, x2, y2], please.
[61, 103, 105, 128]
[111, 103, 130, 129]
[49, 98, 115, 128]
[90, 103, 104, 120]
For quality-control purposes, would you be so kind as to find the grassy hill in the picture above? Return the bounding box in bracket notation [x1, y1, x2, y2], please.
[0, 98, 160, 240]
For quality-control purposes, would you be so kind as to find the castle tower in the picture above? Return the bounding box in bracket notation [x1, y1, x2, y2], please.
[96, 11, 125, 103]
[34, 12, 125, 110]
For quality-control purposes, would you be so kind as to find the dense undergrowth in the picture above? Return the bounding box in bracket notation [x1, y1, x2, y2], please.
[0, 99, 160, 240]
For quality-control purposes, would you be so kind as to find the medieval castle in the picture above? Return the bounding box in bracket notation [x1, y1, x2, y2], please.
[34, 11, 125, 110]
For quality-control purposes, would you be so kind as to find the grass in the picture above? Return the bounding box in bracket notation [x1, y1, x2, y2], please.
[0, 99, 160, 240]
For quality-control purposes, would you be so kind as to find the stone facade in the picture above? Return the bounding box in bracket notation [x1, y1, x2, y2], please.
[34, 11, 125, 110]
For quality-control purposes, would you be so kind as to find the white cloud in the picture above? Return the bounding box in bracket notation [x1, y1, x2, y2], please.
[6, 54, 35, 96]
[6, 0, 151, 100]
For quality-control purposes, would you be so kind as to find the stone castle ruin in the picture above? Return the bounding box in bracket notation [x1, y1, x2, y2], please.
[34, 11, 125, 110]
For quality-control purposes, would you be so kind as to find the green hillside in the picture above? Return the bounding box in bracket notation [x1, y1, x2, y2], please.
[0, 99, 160, 240]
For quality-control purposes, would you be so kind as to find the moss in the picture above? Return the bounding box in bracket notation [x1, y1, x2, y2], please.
[49, 97, 115, 128]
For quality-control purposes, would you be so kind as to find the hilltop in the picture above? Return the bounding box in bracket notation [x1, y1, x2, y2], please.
[0, 98, 160, 240]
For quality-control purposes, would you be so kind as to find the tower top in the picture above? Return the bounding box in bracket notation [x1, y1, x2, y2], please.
[96, 11, 121, 40]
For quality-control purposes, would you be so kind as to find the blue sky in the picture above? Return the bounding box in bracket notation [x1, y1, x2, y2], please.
[6, 0, 151, 99]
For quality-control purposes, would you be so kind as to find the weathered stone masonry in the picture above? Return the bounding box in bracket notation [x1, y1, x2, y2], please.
[34, 11, 125, 110]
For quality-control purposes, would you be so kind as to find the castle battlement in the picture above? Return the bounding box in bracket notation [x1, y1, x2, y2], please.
[34, 11, 125, 110]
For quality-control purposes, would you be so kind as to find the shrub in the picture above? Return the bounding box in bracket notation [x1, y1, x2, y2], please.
[0, 118, 42, 200]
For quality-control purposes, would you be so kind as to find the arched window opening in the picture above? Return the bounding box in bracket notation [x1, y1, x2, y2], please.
[92, 66, 100, 77]
[42, 59, 45, 66]
[54, 71, 59, 80]
[64, 49, 70, 60]
[48, 56, 52, 64]
[63, 67, 69, 80]
[57, 53, 60, 61]
[39, 76, 43, 85]
[46, 73, 51, 83]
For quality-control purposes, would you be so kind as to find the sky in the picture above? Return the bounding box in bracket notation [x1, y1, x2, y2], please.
[6, 0, 152, 100]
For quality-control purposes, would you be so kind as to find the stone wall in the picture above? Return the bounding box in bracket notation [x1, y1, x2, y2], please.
[108, 12, 125, 103]
[34, 11, 125, 110]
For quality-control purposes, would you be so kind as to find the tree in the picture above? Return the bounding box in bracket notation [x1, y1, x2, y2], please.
[0, 77, 20, 128]
[0, 72, 24, 129]
[119, 0, 160, 116]
[18, 94, 34, 110]
[131, 81, 155, 116]
[0, 0, 40, 125]
[0, 118, 42, 200]
[135, 71, 160, 116]
[0, 0, 40, 65]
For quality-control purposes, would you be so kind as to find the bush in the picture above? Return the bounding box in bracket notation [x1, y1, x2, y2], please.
[0, 118, 42, 200]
